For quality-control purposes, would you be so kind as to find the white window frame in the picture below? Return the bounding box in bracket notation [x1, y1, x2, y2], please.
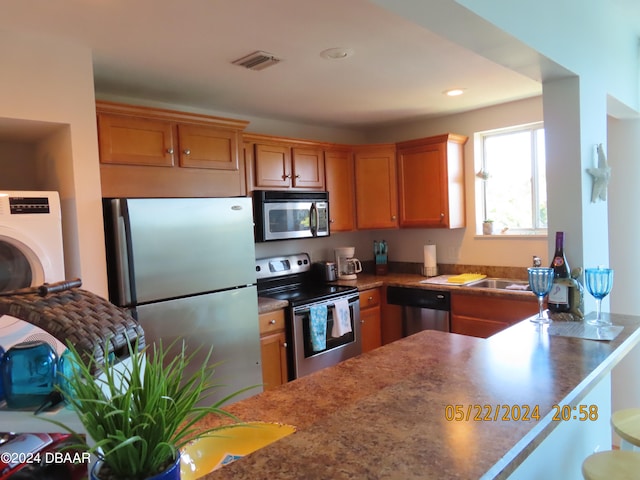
[476, 122, 547, 236]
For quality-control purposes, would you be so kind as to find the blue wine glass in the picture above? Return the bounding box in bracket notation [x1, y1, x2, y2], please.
[585, 267, 614, 326]
[528, 267, 554, 324]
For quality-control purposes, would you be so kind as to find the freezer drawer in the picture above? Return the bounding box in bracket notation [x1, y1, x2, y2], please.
[135, 286, 263, 405]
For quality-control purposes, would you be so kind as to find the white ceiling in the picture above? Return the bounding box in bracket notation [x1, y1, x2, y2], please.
[1, 0, 638, 129]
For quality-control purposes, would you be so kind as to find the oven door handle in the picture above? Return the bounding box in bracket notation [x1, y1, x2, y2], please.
[309, 202, 318, 237]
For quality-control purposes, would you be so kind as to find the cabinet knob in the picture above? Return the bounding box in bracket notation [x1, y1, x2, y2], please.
[360, 319, 365, 324]
[166, 148, 174, 154]
[368, 296, 373, 302]
[329, 219, 335, 223]
[183, 149, 191, 156]
[282, 342, 288, 348]
[295, 174, 301, 178]
[391, 215, 397, 220]
[440, 212, 445, 218]
[269, 319, 276, 325]
[283, 174, 292, 179]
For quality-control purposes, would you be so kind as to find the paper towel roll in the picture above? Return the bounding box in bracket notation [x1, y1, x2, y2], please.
[424, 245, 437, 267]
[423, 245, 438, 277]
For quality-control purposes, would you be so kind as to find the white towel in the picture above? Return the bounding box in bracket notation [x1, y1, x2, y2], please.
[331, 299, 352, 337]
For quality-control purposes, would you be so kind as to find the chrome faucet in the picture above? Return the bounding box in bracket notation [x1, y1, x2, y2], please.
[532, 255, 542, 267]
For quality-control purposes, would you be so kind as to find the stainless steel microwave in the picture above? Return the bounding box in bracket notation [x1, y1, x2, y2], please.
[253, 190, 329, 242]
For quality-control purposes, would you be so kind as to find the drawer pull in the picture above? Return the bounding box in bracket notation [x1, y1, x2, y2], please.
[269, 319, 276, 325]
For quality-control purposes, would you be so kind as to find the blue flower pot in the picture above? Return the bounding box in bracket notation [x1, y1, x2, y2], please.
[90, 453, 180, 480]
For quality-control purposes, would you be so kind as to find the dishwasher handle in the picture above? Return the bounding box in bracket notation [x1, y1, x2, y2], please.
[386, 286, 450, 311]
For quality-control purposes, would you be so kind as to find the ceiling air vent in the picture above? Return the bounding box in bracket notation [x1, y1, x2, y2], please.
[232, 51, 282, 71]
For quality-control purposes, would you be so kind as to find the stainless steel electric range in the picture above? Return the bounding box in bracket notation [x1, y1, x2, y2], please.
[256, 253, 361, 380]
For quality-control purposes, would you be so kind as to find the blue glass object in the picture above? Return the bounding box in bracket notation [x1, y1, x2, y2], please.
[1, 341, 58, 409]
[57, 348, 80, 409]
[585, 267, 614, 326]
[528, 267, 554, 324]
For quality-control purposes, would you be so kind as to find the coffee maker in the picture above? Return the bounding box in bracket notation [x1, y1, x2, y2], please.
[334, 246, 362, 280]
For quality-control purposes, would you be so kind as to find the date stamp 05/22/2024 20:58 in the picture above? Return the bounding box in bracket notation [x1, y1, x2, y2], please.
[444, 404, 600, 423]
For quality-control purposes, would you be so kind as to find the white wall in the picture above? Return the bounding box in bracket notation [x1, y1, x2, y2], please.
[608, 116, 640, 429]
[0, 30, 107, 295]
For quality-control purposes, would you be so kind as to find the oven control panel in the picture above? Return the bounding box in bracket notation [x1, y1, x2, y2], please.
[256, 253, 311, 280]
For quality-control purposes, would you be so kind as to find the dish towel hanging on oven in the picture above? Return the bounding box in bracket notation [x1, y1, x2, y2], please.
[331, 298, 352, 337]
[309, 304, 328, 352]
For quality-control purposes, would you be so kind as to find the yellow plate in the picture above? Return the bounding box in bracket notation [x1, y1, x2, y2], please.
[446, 273, 486, 284]
[180, 422, 296, 479]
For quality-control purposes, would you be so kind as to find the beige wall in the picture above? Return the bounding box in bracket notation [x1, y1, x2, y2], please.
[363, 96, 548, 267]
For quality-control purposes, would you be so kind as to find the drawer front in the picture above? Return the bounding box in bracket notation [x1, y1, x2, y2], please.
[359, 288, 381, 309]
[259, 309, 286, 335]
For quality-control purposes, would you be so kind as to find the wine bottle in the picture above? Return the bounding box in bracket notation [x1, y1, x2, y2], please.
[548, 231, 571, 313]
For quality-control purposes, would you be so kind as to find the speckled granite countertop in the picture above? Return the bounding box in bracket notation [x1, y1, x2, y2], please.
[257, 296, 288, 314]
[198, 313, 640, 479]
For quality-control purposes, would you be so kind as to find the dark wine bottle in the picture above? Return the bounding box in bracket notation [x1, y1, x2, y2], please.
[548, 231, 571, 313]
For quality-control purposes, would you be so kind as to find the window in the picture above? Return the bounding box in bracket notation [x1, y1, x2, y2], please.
[476, 123, 547, 235]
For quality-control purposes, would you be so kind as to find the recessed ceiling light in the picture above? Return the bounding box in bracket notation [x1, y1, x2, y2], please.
[444, 88, 465, 96]
[320, 48, 354, 60]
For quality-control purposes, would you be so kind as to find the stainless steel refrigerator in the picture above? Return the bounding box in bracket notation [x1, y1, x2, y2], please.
[103, 197, 263, 404]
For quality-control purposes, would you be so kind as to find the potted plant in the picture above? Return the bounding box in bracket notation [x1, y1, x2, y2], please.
[482, 219, 494, 235]
[48, 338, 253, 480]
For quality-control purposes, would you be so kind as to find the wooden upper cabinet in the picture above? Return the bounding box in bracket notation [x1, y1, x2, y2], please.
[324, 148, 355, 232]
[396, 134, 467, 228]
[97, 114, 176, 167]
[291, 147, 324, 189]
[354, 144, 398, 229]
[177, 124, 239, 170]
[245, 134, 326, 191]
[254, 143, 291, 188]
[96, 101, 249, 198]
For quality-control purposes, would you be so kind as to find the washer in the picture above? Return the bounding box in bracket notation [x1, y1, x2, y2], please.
[0, 191, 66, 354]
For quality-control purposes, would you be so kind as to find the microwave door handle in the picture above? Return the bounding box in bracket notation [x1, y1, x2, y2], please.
[310, 202, 318, 237]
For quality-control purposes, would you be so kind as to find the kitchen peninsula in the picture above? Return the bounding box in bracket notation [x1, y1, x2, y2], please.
[199, 313, 640, 479]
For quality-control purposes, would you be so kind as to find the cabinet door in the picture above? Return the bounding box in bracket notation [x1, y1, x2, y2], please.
[177, 124, 239, 171]
[260, 331, 288, 390]
[450, 292, 538, 338]
[397, 134, 467, 228]
[291, 147, 325, 189]
[98, 113, 175, 167]
[324, 149, 355, 231]
[359, 288, 382, 353]
[354, 145, 398, 229]
[398, 141, 446, 227]
[451, 314, 509, 338]
[254, 144, 291, 188]
[381, 286, 403, 345]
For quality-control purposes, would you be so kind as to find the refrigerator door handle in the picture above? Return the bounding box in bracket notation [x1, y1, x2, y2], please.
[112, 199, 134, 306]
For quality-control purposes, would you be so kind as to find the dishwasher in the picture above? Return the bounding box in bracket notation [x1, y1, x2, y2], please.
[387, 286, 450, 335]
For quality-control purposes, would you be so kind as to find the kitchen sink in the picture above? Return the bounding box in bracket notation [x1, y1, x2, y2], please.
[467, 278, 530, 291]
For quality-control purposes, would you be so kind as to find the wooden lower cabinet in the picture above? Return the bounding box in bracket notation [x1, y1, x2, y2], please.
[359, 288, 382, 353]
[258, 309, 288, 390]
[450, 293, 538, 338]
[381, 286, 403, 345]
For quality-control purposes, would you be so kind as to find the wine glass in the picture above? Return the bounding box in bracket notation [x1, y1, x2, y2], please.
[585, 267, 614, 326]
[528, 267, 555, 324]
